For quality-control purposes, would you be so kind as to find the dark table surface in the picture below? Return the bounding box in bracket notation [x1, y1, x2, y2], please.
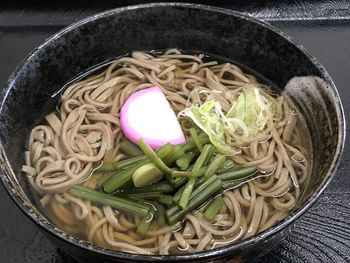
[0, 1, 349, 262]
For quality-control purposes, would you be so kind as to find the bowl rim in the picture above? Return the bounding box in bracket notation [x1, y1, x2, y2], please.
[0, 2, 346, 262]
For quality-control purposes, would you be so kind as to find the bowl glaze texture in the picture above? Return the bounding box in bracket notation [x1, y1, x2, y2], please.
[0, 3, 345, 263]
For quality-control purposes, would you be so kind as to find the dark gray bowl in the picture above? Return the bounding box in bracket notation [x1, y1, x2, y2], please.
[0, 3, 345, 263]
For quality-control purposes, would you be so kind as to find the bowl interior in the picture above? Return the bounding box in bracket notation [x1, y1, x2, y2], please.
[0, 3, 344, 262]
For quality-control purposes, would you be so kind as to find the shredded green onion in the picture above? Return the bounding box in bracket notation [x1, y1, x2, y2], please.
[179, 86, 276, 155]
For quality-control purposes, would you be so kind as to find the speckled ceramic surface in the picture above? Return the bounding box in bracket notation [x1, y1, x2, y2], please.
[0, 3, 345, 263]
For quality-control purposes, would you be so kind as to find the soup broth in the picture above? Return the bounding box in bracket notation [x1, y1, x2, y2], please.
[22, 49, 311, 255]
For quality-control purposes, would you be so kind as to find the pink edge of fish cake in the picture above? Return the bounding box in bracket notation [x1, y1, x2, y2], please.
[120, 86, 186, 149]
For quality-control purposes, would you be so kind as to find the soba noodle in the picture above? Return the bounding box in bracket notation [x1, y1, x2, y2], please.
[22, 49, 310, 255]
